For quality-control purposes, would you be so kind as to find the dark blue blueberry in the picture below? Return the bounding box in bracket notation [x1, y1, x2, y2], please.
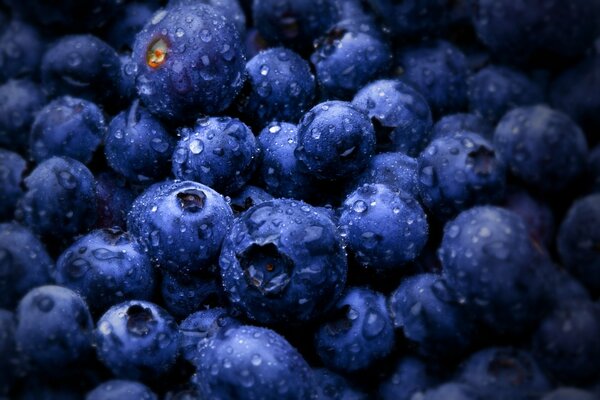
[257, 122, 318, 200]
[502, 187, 554, 248]
[339, 184, 428, 271]
[16, 285, 93, 372]
[86, 380, 157, 400]
[95, 300, 179, 379]
[15, 156, 97, 241]
[160, 270, 222, 319]
[315, 287, 395, 372]
[0, 309, 18, 395]
[41, 35, 121, 104]
[54, 228, 156, 314]
[30, 96, 105, 164]
[116, 54, 138, 105]
[132, 4, 245, 121]
[295, 101, 376, 180]
[467, 65, 544, 124]
[244, 28, 270, 60]
[378, 356, 437, 400]
[0, 20, 44, 83]
[458, 347, 551, 400]
[589, 145, 600, 193]
[541, 388, 598, 400]
[420, 383, 481, 400]
[95, 171, 136, 230]
[127, 180, 233, 275]
[172, 117, 259, 195]
[105, 100, 175, 183]
[168, 0, 247, 37]
[418, 132, 506, 220]
[311, 23, 392, 100]
[0, 79, 45, 151]
[192, 324, 316, 399]
[396, 41, 469, 116]
[349, 152, 420, 198]
[0, 149, 26, 220]
[313, 368, 368, 400]
[352, 79, 433, 155]
[439, 206, 548, 335]
[540, 264, 590, 309]
[557, 193, 600, 296]
[432, 113, 494, 141]
[494, 105, 588, 193]
[533, 300, 600, 385]
[0, 223, 53, 309]
[219, 199, 347, 325]
[105, 2, 158, 53]
[234, 47, 315, 129]
[252, 0, 340, 53]
[389, 273, 474, 359]
[229, 185, 274, 216]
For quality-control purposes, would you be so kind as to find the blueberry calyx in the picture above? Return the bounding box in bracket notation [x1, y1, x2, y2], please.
[240, 243, 294, 296]
[126, 304, 155, 336]
[146, 37, 168, 69]
[467, 145, 497, 175]
[177, 189, 206, 213]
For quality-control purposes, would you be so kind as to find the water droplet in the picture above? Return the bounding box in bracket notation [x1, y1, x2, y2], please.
[151, 138, 169, 153]
[352, 200, 368, 213]
[175, 27, 185, 37]
[57, 170, 77, 189]
[190, 139, 204, 154]
[259, 65, 270, 76]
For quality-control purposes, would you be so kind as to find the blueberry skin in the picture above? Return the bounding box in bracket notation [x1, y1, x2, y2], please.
[95, 171, 136, 230]
[378, 356, 436, 400]
[315, 287, 395, 372]
[95, 300, 180, 379]
[532, 300, 600, 384]
[458, 347, 551, 400]
[0, 223, 53, 309]
[234, 47, 315, 130]
[467, 66, 544, 124]
[219, 199, 347, 325]
[54, 228, 156, 314]
[502, 187, 554, 248]
[0, 309, 18, 394]
[117, 54, 138, 105]
[311, 25, 392, 100]
[432, 113, 494, 141]
[0, 20, 44, 83]
[390, 273, 474, 359]
[313, 368, 368, 400]
[349, 152, 419, 198]
[557, 193, 600, 296]
[0, 149, 26, 220]
[540, 264, 590, 309]
[589, 145, 600, 194]
[0, 79, 45, 151]
[252, 0, 340, 54]
[168, 0, 246, 36]
[127, 180, 233, 275]
[229, 185, 274, 216]
[352, 79, 432, 155]
[493, 105, 588, 193]
[193, 324, 316, 400]
[420, 383, 481, 400]
[396, 40, 469, 116]
[41, 35, 121, 104]
[339, 184, 428, 271]
[172, 117, 259, 195]
[15, 156, 97, 241]
[257, 122, 317, 200]
[439, 206, 548, 335]
[105, 2, 158, 52]
[160, 271, 222, 319]
[418, 132, 506, 220]
[30, 96, 105, 164]
[105, 100, 175, 183]
[295, 101, 376, 180]
[86, 380, 157, 400]
[541, 388, 598, 400]
[132, 4, 246, 121]
[16, 285, 94, 371]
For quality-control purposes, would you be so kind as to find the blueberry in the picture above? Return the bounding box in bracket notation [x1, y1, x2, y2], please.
[16, 285, 94, 372]
[168, 0, 247, 36]
[234, 47, 315, 129]
[494, 105, 588, 193]
[458, 347, 551, 400]
[15, 156, 97, 242]
[418, 132, 506, 220]
[420, 383, 481, 400]
[339, 184, 428, 271]
[105, 100, 176, 183]
[540, 264, 590, 309]
[0, 309, 18, 394]
[313, 368, 368, 400]
[116, 54, 138, 105]
[219, 199, 347, 324]
[86, 380, 157, 400]
[315, 287, 395, 372]
[132, 4, 246, 121]
[352, 79, 433, 155]
[501, 187, 554, 248]
[295, 101, 376, 180]
[0, 79, 45, 151]
[439, 206, 548, 335]
[229, 185, 274, 216]
[41, 35, 121, 104]
[30, 96, 105, 164]
[160, 270, 222, 319]
[127, 180, 233, 275]
[192, 324, 316, 399]
[541, 388, 598, 400]
[54, 228, 156, 314]
[532, 300, 600, 385]
[396, 40, 469, 116]
[0, 20, 44, 83]
[172, 116, 259, 195]
[105, 2, 159, 53]
[0, 149, 26, 220]
[349, 152, 420, 198]
[378, 356, 437, 400]
[0, 223, 53, 309]
[95, 300, 179, 379]
[94, 172, 136, 230]
[432, 112, 494, 142]
[389, 273, 474, 359]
